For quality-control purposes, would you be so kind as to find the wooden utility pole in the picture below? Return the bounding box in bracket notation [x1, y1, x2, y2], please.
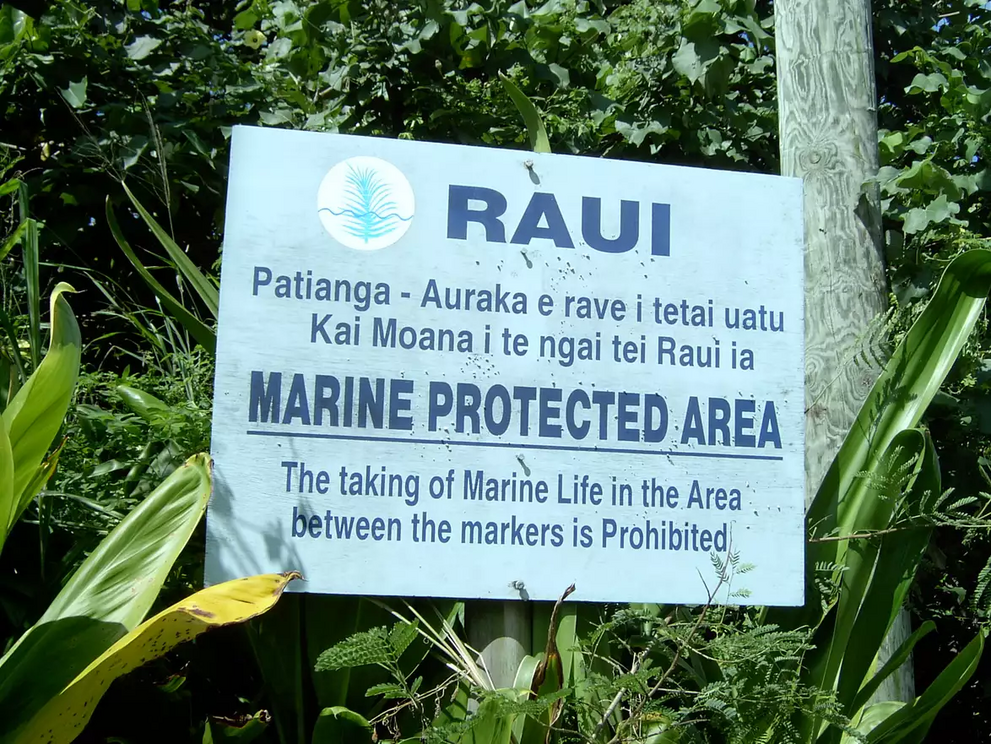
[776, 0, 912, 700]
[468, 601, 532, 689]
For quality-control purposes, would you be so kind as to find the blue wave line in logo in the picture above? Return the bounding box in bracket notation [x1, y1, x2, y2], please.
[322, 164, 413, 243]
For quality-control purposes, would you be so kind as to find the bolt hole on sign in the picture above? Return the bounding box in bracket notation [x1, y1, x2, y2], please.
[205, 125, 805, 606]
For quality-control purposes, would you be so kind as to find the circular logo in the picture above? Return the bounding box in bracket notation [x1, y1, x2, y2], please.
[316, 156, 415, 250]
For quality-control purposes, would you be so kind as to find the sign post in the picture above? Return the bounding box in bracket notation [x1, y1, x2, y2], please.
[206, 126, 806, 631]
[775, 0, 907, 701]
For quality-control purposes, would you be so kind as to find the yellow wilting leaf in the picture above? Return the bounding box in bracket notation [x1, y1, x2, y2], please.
[15, 572, 301, 744]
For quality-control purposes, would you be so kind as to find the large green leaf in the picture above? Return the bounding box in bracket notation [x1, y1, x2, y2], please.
[811, 430, 933, 721]
[59, 77, 88, 109]
[0, 302, 28, 391]
[833, 434, 938, 718]
[0, 419, 13, 550]
[204, 714, 270, 744]
[306, 597, 364, 710]
[864, 631, 984, 743]
[116, 383, 169, 424]
[849, 621, 936, 717]
[41, 452, 211, 627]
[841, 702, 906, 743]
[808, 250, 991, 590]
[466, 693, 521, 744]
[107, 198, 217, 354]
[768, 250, 991, 638]
[311, 706, 373, 744]
[13, 442, 64, 537]
[14, 572, 299, 744]
[0, 282, 80, 538]
[122, 182, 220, 319]
[758, 249, 991, 740]
[0, 453, 212, 737]
[500, 74, 551, 154]
[513, 655, 542, 744]
[247, 595, 306, 744]
[0, 218, 28, 262]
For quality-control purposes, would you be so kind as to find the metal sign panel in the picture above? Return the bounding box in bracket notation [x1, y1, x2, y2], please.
[206, 125, 805, 605]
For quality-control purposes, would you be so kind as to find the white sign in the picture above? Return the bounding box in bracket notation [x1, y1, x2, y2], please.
[206, 125, 805, 605]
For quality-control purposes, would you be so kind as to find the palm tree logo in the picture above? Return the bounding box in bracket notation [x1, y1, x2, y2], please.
[317, 156, 415, 250]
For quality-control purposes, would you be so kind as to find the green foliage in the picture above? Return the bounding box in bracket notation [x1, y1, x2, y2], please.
[0, 0, 779, 298]
[0, 351, 217, 739]
[203, 711, 272, 744]
[875, 2, 991, 239]
[0, 453, 212, 741]
[563, 603, 839, 744]
[0, 177, 41, 384]
[501, 73, 552, 154]
[3, 0, 991, 741]
[316, 623, 417, 673]
[53, 361, 213, 534]
[869, 8, 991, 732]
[305, 249, 991, 744]
[315, 620, 428, 737]
[0, 282, 289, 743]
[0, 283, 79, 553]
[107, 194, 218, 355]
[773, 249, 991, 743]
[13, 569, 299, 744]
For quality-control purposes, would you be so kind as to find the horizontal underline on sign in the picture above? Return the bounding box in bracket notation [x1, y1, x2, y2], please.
[244, 430, 784, 461]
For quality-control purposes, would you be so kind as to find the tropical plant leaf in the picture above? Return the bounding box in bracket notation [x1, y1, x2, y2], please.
[311, 706, 373, 744]
[365, 682, 406, 699]
[305, 596, 383, 710]
[849, 621, 936, 716]
[0, 303, 28, 390]
[769, 250, 991, 635]
[315, 626, 393, 671]
[758, 249, 991, 741]
[863, 631, 984, 743]
[512, 655, 541, 744]
[808, 249, 991, 591]
[389, 619, 420, 658]
[0, 419, 13, 550]
[840, 702, 906, 743]
[832, 434, 939, 721]
[18, 182, 41, 369]
[116, 384, 169, 424]
[122, 181, 220, 318]
[500, 74, 551, 153]
[468, 694, 524, 744]
[203, 712, 270, 744]
[41, 452, 211, 626]
[0, 218, 28, 262]
[810, 429, 930, 724]
[0, 282, 80, 538]
[13, 440, 64, 533]
[246, 595, 306, 744]
[59, 77, 87, 108]
[0, 179, 21, 198]
[107, 198, 217, 354]
[12, 572, 301, 744]
[0, 454, 211, 737]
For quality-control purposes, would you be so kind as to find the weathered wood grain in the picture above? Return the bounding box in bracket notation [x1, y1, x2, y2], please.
[776, 0, 912, 703]
[777, 0, 887, 492]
